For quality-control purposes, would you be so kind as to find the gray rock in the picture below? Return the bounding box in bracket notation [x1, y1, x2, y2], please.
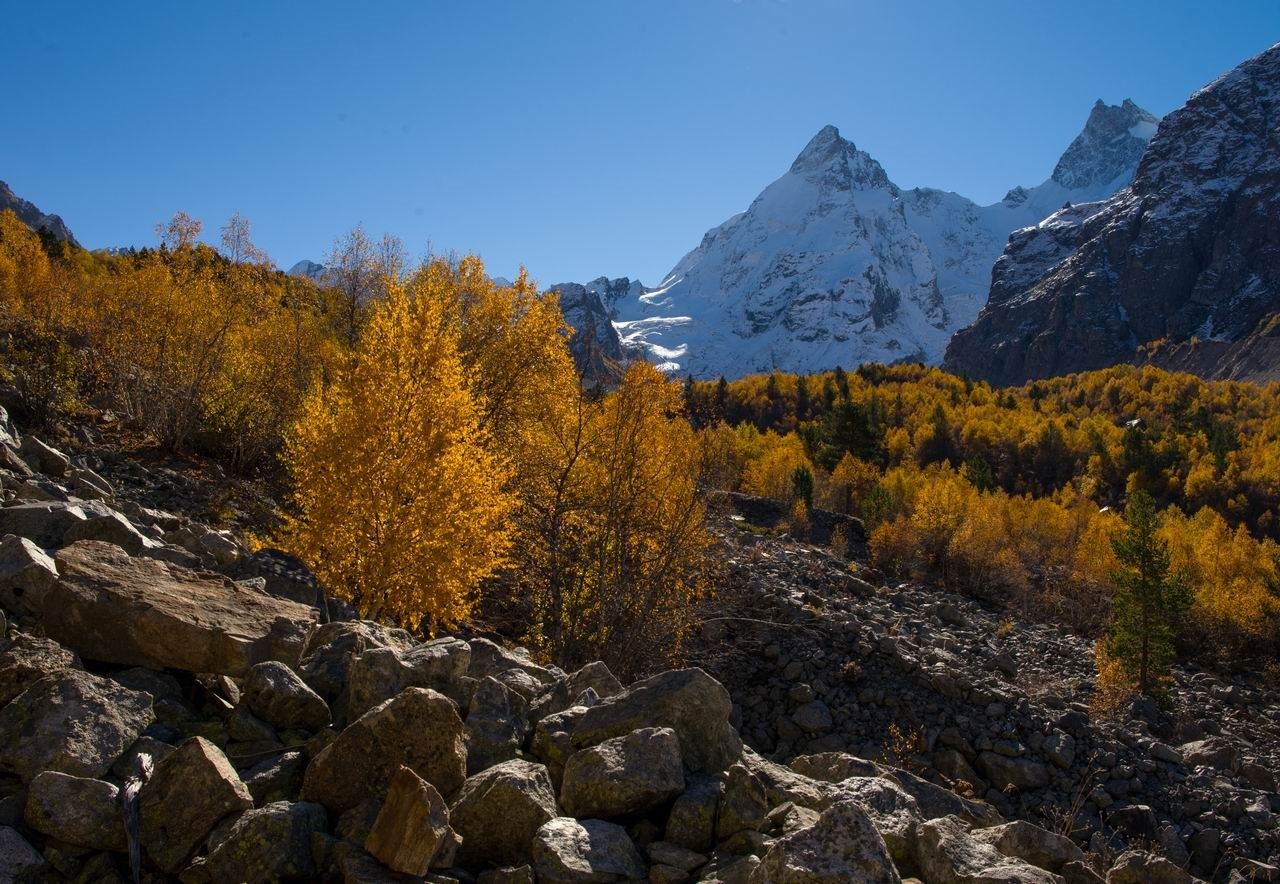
[1105, 849, 1194, 884]
[717, 762, 769, 840]
[561, 726, 684, 819]
[200, 800, 328, 883]
[18, 436, 69, 477]
[791, 700, 834, 734]
[468, 637, 557, 686]
[754, 797, 901, 883]
[451, 759, 560, 867]
[977, 751, 1051, 791]
[301, 687, 466, 814]
[530, 660, 623, 723]
[972, 820, 1085, 873]
[0, 632, 78, 706]
[0, 534, 60, 617]
[0, 669, 154, 782]
[1179, 737, 1238, 772]
[63, 509, 154, 555]
[533, 816, 646, 883]
[242, 660, 331, 731]
[835, 777, 921, 862]
[665, 775, 722, 852]
[24, 770, 125, 851]
[466, 675, 526, 774]
[572, 668, 742, 774]
[0, 825, 43, 879]
[242, 749, 305, 804]
[347, 636, 471, 718]
[0, 501, 89, 548]
[533, 704, 589, 790]
[140, 736, 254, 873]
[914, 815, 1060, 884]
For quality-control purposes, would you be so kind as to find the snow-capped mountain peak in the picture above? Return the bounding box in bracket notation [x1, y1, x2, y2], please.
[788, 125, 894, 192]
[582, 100, 1159, 379]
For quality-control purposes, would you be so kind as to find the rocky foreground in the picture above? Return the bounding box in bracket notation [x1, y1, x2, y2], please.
[0, 415, 1273, 883]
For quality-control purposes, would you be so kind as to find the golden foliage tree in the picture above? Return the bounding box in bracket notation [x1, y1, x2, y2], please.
[282, 280, 514, 632]
[520, 361, 710, 677]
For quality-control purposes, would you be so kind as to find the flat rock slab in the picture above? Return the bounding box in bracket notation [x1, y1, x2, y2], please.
[46, 541, 316, 676]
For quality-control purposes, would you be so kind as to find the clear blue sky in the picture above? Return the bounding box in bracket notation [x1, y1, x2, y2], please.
[3, 1, 1276, 285]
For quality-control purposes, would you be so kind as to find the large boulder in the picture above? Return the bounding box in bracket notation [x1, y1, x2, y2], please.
[234, 548, 323, 607]
[468, 637, 558, 686]
[242, 661, 330, 731]
[63, 510, 155, 556]
[753, 798, 901, 884]
[717, 762, 769, 840]
[529, 660, 622, 723]
[0, 535, 60, 617]
[665, 775, 722, 852]
[887, 768, 1004, 827]
[0, 669, 153, 782]
[452, 759, 559, 868]
[24, 770, 125, 851]
[197, 800, 328, 884]
[914, 815, 1063, 884]
[301, 687, 466, 814]
[533, 817, 646, 883]
[18, 436, 69, 476]
[296, 620, 414, 725]
[835, 777, 922, 862]
[1106, 850, 1195, 884]
[466, 675, 527, 774]
[561, 727, 685, 819]
[0, 501, 93, 548]
[365, 766, 454, 876]
[0, 826, 43, 879]
[572, 669, 742, 774]
[347, 636, 471, 718]
[0, 633, 78, 706]
[972, 820, 1085, 873]
[43, 541, 316, 676]
[140, 736, 254, 873]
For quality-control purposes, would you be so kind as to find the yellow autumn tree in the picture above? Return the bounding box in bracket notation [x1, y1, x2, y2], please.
[522, 361, 711, 677]
[282, 280, 514, 632]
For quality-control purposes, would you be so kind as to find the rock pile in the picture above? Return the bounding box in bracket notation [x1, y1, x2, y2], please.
[0, 415, 1248, 882]
[689, 521, 1280, 882]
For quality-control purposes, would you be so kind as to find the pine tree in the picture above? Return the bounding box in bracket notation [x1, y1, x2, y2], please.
[1107, 491, 1192, 697]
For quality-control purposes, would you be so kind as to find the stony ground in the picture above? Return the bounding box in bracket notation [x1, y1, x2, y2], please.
[687, 517, 1280, 881]
[0, 410, 1275, 882]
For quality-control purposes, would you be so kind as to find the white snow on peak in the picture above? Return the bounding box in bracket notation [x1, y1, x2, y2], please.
[599, 103, 1160, 379]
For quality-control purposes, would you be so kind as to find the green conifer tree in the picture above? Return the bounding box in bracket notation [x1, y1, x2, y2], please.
[1107, 491, 1192, 697]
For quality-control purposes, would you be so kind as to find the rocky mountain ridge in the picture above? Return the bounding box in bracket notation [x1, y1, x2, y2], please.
[0, 410, 1272, 881]
[0, 180, 77, 246]
[572, 99, 1157, 380]
[946, 43, 1280, 385]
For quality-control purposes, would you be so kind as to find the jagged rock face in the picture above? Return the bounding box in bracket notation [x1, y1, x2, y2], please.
[0, 180, 76, 245]
[286, 259, 330, 283]
[547, 280, 627, 386]
[946, 43, 1280, 385]
[581, 103, 1153, 379]
[1050, 99, 1160, 192]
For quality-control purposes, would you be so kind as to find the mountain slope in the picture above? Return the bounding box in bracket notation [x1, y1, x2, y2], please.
[600, 101, 1155, 379]
[0, 180, 77, 245]
[945, 44, 1280, 385]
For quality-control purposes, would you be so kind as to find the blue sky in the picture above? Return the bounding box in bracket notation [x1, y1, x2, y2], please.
[4, 1, 1276, 285]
